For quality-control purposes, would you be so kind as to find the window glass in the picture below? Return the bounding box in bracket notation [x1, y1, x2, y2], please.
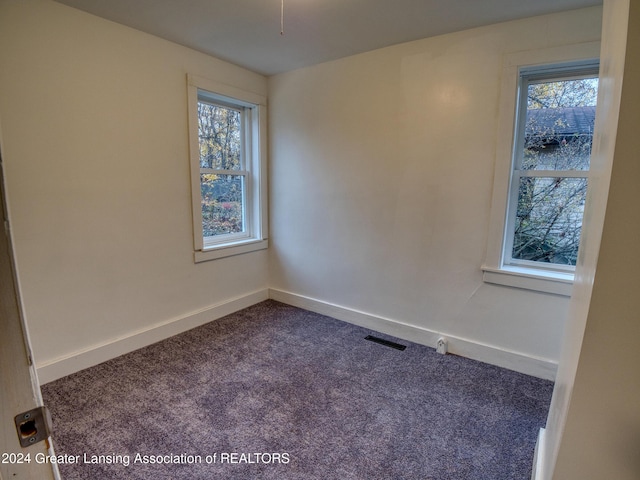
[512, 176, 588, 265]
[197, 101, 243, 171]
[522, 78, 598, 171]
[200, 174, 245, 236]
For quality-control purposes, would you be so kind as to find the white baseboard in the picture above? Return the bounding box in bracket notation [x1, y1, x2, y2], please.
[269, 289, 557, 380]
[531, 428, 547, 480]
[38, 287, 557, 384]
[37, 289, 269, 384]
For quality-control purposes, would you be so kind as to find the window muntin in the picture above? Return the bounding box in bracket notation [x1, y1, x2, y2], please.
[504, 65, 598, 271]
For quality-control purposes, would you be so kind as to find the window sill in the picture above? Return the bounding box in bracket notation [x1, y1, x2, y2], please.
[195, 238, 268, 263]
[481, 265, 574, 296]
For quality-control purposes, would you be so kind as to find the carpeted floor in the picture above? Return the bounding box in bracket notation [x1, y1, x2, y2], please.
[41, 300, 553, 479]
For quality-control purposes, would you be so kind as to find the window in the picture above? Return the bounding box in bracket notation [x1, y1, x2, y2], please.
[187, 75, 268, 262]
[482, 44, 600, 296]
[505, 64, 599, 271]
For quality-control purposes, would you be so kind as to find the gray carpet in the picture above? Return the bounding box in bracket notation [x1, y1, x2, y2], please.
[41, 300, 553, 479]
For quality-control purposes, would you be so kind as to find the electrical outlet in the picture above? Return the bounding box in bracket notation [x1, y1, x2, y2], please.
[436, 337, 448, 355]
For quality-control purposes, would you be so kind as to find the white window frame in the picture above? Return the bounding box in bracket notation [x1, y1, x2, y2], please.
[187, 74, 268, 262]
[482, 43, 600, 296]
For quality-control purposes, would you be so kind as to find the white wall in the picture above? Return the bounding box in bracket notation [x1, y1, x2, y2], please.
[268, 7, 602, 376]
[0, 0, 269, 381]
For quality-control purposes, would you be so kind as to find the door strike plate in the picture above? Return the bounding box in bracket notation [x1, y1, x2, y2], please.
[14, 406, 52, 447]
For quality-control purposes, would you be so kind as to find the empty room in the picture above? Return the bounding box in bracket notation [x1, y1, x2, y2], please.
[1, 0, 638, 479]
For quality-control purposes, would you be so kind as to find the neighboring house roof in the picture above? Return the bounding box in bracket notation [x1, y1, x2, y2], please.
[526, 106, 596, 138]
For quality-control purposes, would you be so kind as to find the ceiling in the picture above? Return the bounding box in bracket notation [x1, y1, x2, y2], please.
[54, 0, 602, 76]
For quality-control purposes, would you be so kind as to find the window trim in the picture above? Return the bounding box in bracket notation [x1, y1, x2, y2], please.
[482, 42, 600, 296]
[187, 74, 268, 262]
